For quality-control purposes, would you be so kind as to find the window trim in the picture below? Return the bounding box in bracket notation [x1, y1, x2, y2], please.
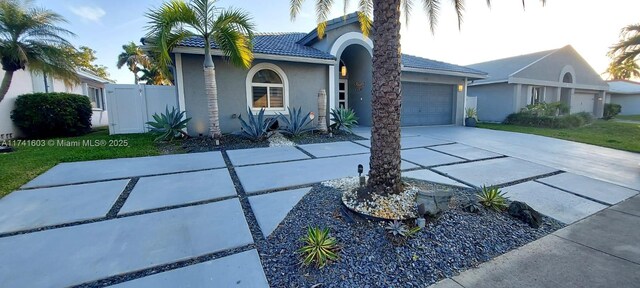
[529, 86, 544, 105]
[245, 63, 289, 114]
[88, 86, 105, 110]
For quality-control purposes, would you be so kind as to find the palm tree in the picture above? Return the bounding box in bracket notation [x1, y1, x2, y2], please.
[116, 42, 151, 84]
[609, 24, 640, 66]
[605, 59, 640, 80]
[139, 66, 173, 85]
[145, 0, 255, 139]
[291, 0, 545, 195]
[0, 0, 78, 103]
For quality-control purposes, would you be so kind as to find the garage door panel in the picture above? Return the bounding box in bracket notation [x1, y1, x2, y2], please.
[571, 93, 595, 114]
[401, 82, 454, 126]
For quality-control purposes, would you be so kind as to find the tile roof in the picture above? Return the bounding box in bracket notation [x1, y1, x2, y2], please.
[607, 80, 640, 94]
[467, 48, 559, 84]
[178, 33, 335, 60]
[402, 54, 487, 76]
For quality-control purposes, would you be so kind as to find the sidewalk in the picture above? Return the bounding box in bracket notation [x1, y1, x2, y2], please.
[430, 194, 640, 288]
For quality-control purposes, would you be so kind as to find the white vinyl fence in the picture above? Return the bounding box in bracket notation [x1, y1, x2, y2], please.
[105, 84, 178, 135]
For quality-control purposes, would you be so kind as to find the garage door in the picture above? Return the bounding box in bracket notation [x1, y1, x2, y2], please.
[571, 92, 595, 114]
[401, 82, 454, 126]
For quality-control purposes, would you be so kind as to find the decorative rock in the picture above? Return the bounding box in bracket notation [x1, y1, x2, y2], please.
[416, 217, 426, 228]
[463, 202, 482, 214]
[416, 190, 453, 217]
[508, 201, 542, 228]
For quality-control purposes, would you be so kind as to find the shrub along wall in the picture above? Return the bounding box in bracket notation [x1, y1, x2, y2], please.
[603, 103, 622, 120]
[504, 111, 594, 129]
[11, 92, 93, 138]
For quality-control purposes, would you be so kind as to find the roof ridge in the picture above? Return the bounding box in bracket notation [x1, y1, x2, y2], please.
[254, 32, 305, 36]
[469, 47, 560, 66]
[508, 48, 560, 77]
[607, 79, 640, 84]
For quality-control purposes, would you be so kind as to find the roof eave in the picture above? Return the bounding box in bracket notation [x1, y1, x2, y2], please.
[297, 13, 361, 46]
[171, 46, 335, 65]
[402, 66, 487, 80]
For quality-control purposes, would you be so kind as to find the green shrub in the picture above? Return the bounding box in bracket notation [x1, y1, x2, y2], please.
[298, 226, 339, 268]
[465, 107, 477, 119]
[477, 185, 509, 211]
[505, 111, 593, 129]
[574, 112, 594, 124]
[146, 106, 191, 142]
[603, 103, 622, 120]
[278, 107, 314, 137]
[524, 101, 569, 117]
[235, 107, 277, 142]
[330, 108, 359, 133]
[11, 92, 92, 138]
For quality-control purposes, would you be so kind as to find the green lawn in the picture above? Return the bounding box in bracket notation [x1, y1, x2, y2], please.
[615, 114, 640, 122]
[478, 120, 640, 153]
[0, 128, 165, 198]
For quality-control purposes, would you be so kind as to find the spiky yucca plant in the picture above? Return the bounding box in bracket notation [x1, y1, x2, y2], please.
[278, 106, 314, 137]
[477, 185, 509, 211]
[298, 226, 339, 268]
[146, 106, 191, 142]
[236, 107, 277, 142]
[330, 108, 358, 133]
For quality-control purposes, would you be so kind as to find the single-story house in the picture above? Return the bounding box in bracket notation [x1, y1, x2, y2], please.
[0, 68, 112, 139]
[467, 45, 609, 122]
[606, 80, 640, 115]
[162, 13, 487, 135]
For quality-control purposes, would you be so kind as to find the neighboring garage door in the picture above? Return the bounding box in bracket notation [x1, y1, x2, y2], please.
[401, 82, 454, 126]
[571, 92, 595, 114]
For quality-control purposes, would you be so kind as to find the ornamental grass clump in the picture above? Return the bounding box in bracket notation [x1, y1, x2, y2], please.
[477, 185, 509, 211]
[298, 226, 339, 268]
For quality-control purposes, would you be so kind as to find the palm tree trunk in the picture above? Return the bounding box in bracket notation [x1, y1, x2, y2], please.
[367, 0, 403, 195]
[0, 70, 14, 104]
[204, 41, 222, 138]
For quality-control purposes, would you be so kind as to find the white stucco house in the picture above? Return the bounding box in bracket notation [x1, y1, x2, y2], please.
[0, 68, 112, 139]
[467, 45, 609, 122]
[606, 80, 640, 115]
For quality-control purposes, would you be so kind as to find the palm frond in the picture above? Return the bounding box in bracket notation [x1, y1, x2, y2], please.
[452, 0, 465, 30]
[212, 8, 255, 69]
[422, 0, 440, 34]
[315, 0, 334, 39]
[402, 0, 413, 26]
[357, 0, 372, 37]
[290, 0, 305, 20]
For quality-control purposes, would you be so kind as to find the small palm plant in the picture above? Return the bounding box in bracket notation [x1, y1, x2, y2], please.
[278, 107, 314, 137]
[298, 226, 339, 268]
[146, 106, 191, 142]
[465, 107, 477, 119]
[236, 107, 277, 142]
[477, 185, 509, 211]
[330, 108, 359, 133]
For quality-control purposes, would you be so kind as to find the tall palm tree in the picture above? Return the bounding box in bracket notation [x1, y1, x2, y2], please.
[609, 24, 640, 66]
[116, 42, 151, 84]
[291, 0, 545, 195]
[139, 66, 173, 85]
[0, 0, 78, 103]
[145, 0, 255, 139]
[605, 59, 640, 80]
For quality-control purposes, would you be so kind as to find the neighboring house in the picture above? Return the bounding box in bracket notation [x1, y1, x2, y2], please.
[467, 45, 609, 122]
[0, 68, 112, 139]
[606, 80, 640, 115]
[161, 13, 487, 135]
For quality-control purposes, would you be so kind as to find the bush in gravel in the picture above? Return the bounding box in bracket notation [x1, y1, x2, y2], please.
[330, 108, 359, 133]
[278, 107, 314, 137]
[11, 92, 92, 138]
[298, 226, 339, 268]
[146, 106, 191, 142]
[477, 186, 509, 211]
[603, 103, 622, 120]
[235, 107, 277, 142]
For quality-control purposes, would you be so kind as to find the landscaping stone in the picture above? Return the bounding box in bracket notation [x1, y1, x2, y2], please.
[434, 157, 558, 187]
[298, 141, 369, 158]
[226, 146, 309, 166]
[403, 170, 469, 188]
[401, 148, 465, 167]
[248, 187, 311, 237]
[430, 143, 502, 161]
[508, 201, 542, 228]
[0, 180, 128, 234]
[118, 169, 236, 214]
[112, 250, 269, 288]
[0, 199, 253, 288]
[503, 181, 607, 224]
[235, 154, 418, 194]
[537, 173, 638, 205]
[23, 152, 226, 188]
[417, 189, 453, 216]
[355, 135, 453, 149]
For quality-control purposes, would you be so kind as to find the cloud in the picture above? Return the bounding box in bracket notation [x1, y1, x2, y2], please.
[69, 6, 106, 23]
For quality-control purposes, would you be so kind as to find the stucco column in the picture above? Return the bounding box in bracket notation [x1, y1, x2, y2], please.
[328, 64, 336, 112]
[596, 91, 606, 118]
[514, 84, 522, 112]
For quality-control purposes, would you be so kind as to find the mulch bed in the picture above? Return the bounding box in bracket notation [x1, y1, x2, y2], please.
[258, 180, 563, 287]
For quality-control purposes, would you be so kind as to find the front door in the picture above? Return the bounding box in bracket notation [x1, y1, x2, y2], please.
[338, 79, 348, 109]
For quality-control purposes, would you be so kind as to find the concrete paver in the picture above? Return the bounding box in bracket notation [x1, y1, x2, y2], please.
[504, 181, 607, 224]
[537, 173, 638, 205]
[249, 187, 311, 237]
[0, 180, 128, 234]
[298, 141, 369, 158]
[0, 199, 253, 288]
[119, 169, 236, 214]
[355, 135, 453, 149]
[227, 146, 310, 166]
[403, 169, 469, 188]
[430, 143, 502, 161]
[401, 148, 465, 167]
[611, 195, 640, 217]
[111, 250, 269, 288]
[429, 278, 464, 288]
[433, 157, 558, 187]
[23, 152, 226, 188]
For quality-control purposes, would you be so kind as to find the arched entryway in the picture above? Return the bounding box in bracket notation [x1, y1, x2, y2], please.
[560, 72, 574, 106]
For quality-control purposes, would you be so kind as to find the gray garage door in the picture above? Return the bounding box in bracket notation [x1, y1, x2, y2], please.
[401, 82, 454, 126]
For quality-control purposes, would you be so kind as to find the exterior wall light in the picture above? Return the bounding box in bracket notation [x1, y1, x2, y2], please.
[458, 84, 464, 92]
[341, 65, 347, 77]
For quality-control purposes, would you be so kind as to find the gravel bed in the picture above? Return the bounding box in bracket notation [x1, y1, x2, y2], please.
[158, 134, 269, 153]
[290, 130, 366, 145]
[269, 132, 296, 147]
[259, 179, 564, 287]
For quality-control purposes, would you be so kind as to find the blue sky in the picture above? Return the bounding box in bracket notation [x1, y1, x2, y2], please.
[39, 0, 640, 84]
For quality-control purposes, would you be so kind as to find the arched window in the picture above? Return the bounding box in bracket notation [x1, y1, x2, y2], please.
[246, 63, 288, 112]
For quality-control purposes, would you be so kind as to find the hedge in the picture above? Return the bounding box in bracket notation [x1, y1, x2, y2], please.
[504, 111, 593, 129]
[11, 92, 93, 138]
[603, 103, 622, 120]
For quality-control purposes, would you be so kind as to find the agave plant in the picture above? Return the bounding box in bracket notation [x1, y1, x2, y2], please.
[278, 107, 314, 137]
[385, 220, 409, 236]
[330, 108, 359, 133]
[477, 185, 509, 211]
[235, 107, 277, 142]
[298, 226, 339, 268]
[146, 106, 191, 142]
